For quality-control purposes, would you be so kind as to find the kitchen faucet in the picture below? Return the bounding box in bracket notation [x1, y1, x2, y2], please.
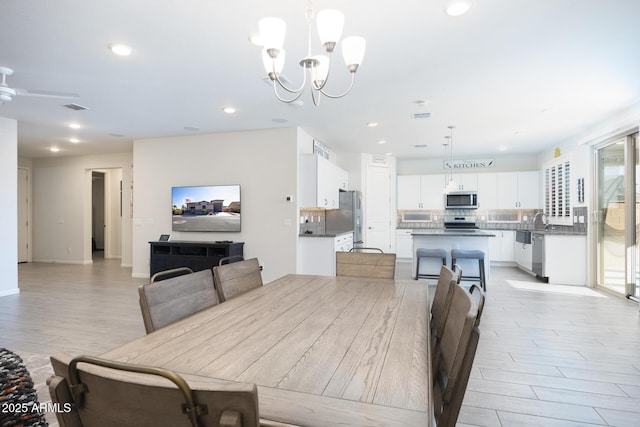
[533, 211, 549, 231]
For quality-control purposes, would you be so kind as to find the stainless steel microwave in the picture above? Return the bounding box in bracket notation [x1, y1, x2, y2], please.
[445, 191, 478, 209]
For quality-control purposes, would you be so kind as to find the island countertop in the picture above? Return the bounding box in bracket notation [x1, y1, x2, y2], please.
[411, 229, 496, 237]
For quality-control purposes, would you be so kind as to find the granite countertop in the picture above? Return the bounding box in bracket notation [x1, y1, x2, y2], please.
[411, 229, 496, 237]
[299, 230, 353, 238]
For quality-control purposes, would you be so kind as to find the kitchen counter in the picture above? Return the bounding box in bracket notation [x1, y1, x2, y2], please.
[299, 230, 353, 238]
[412, 229, 496, 237]
[412, 229, 493, 281]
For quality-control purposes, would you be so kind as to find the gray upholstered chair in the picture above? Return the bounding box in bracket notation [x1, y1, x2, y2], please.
[138, 268, 219, 334]
[213, 258, 263, 302]
[432, 284, 480, 427]
[48, 353, 259, 427]
[335, 248, 396, 279]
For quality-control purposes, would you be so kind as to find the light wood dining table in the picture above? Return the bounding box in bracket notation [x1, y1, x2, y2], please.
[102, 274, 432, 426]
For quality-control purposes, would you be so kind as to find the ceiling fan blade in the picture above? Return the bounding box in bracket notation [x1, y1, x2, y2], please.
[15, 88, 80, 99]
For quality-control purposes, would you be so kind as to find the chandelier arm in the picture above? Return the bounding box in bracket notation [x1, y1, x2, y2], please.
[272, 79, 306, 103]
[310, 86, 321, 106]
[311, 52, 333, 92]
[319, 72, 356, 99]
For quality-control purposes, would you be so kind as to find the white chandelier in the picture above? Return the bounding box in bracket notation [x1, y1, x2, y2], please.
[257, 0, 366, 106]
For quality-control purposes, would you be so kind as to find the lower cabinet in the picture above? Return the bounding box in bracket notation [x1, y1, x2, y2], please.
[299, 232, 354, 276]
[545, 235, 586, 285]
[487, 230, 515, 263]
[396, 229, 413, 259]
[514, 241, 533, 272]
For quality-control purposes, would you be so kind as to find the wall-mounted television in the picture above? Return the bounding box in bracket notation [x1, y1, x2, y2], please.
[171, 184, 241, 232]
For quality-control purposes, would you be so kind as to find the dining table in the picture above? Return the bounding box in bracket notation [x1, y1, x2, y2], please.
[101, 274, 433, 426]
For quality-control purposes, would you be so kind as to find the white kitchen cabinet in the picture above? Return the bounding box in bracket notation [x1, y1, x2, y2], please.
[299, 232, 354, 276]
[488, 230, 515, 263]
[545, 235, 586, 285]
[514, 241, 533, 271]
[477, 173, 498, 209]
[397, 174, 445, 210]
[497, 171, 540, 209]
[396, 229, 413, 259]
[451, 173, 478, 191]
[299, 155, 348, 208]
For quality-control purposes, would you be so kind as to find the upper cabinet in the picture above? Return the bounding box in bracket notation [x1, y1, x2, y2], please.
[496, 171, 540, 209]
[299, 155, 348, 208]
[544, 155, 572, 225]
[397, 174, 445, 210]
[451, 173, 478, 191]
[398, 171, 540, 210]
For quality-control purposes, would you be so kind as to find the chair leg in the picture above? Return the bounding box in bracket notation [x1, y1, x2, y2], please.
[479, 259, 486, 291]
[415, 257, 421, 280]
[451, 257, 457, 269]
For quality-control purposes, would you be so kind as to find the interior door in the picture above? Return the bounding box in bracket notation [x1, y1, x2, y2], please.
[365, 165, 392, 252]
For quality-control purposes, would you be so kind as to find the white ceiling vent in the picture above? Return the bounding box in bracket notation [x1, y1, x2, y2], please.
[64, 103, 89, 111]
[412, 112, 431, 119]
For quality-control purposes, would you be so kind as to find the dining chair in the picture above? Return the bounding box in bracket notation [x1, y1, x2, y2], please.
[150, 266, 194, 283]
[213, 258, 263, 302]
[48, 353, 259, 427]
[429, 265, 458, 358]
[469, 283, 485, 326]
[335, 248, 396, 279]
[138, 268, 219, 334]
[432, 284, 480, 427]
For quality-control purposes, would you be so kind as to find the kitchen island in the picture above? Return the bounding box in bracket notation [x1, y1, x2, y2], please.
[412, 229, 496, 281]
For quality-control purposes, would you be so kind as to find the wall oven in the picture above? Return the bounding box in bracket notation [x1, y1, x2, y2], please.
[445, 191, 479, 209]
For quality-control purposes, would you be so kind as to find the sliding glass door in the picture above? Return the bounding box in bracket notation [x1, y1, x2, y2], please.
[595, 133, 638, 297]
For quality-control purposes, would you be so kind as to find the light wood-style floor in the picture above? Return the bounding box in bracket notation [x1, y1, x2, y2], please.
[2, 257, 640, 426]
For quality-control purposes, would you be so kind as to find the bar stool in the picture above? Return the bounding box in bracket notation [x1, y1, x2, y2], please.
[451, 249, 486, 291]
[415, 248, 448, 280]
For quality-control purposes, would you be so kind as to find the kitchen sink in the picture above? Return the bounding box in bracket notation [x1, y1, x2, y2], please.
[515, 230, 531, 244]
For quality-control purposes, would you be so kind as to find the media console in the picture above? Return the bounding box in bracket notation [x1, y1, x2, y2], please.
[149, 240, 244, 277]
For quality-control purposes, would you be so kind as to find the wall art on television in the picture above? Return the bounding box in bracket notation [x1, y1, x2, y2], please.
[172, 184, 241, 232]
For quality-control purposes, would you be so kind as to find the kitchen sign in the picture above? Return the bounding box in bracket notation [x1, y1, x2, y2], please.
[444, 158, 495, 170]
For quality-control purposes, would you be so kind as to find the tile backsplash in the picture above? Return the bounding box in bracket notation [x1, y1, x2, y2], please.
[398, 207, 588, 235]
[299, 208, 326, 234]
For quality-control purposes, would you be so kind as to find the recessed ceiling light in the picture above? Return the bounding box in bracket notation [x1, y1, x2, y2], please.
[222, 107, 236, 114]
[367, 122, 379, 128]
[414, 100, 428, 107]
[499, 145, 508, 151]
[109, 43, 133, 56]
[68, 122, 81, 129]
[69, 138, 80, 143]
[385, 152, 393, 156]
[50, 146, 60, 153]
[444, 0, 473, 17]
[378, 140, 387, 145]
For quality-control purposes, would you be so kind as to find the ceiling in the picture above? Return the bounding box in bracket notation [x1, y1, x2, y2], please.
[2, 0, 639, 159]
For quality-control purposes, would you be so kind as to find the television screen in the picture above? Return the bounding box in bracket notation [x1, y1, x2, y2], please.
[171, 184, 241, 232]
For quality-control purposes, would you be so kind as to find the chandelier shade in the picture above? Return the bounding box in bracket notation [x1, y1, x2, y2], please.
[316, 9, 344, 48]
[258, 17, 286, 50]
[256, 0, 365, 106]
[342, 36, 366, 69]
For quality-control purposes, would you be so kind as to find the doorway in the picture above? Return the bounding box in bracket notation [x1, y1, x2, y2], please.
[595, 133, 639, 298]
[365, 164, 392, 252]
[89, 168, 123, 262]
[17, 167, 29, 263]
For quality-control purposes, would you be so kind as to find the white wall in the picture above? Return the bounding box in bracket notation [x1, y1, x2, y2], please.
[31, 153, 133, 266]
[131, 128, 299, 283]
[0, 117, 18, 297]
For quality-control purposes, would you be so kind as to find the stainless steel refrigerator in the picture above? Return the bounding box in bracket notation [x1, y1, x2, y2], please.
[325, 190, 363, 244]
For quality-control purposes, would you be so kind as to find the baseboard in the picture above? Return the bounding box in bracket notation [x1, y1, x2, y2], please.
[32, 259, 93, 265]
[0, 288, 20, 297]
[131, 272, 148, 279]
